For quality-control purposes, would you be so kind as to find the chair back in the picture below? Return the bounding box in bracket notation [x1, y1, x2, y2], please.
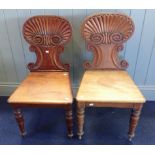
[81, 13, 134, 70]
[23, 16, 72, 72]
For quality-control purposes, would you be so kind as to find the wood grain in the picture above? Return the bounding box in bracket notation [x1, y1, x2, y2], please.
[13, 108, 26, 136]
[77, 13, 145, 140]
[77, 70, 145, 103]
[8, 72, 73, 104]
[8, 15, 73, 137]
[81, 13, 135, 70]
[128, 105, 143, 141]
[23, 15, 72, 72]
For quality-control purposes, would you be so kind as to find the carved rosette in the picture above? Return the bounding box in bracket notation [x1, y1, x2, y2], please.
[81, 13, 134, 70]
[23, 16, 72, 71]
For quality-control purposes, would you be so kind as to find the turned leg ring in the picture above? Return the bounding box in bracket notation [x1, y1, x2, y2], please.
[128, 106, 143, 141]
[66, 106, 73, 138]
[13, 108, 26, 136]
[77, 106, 85, 140]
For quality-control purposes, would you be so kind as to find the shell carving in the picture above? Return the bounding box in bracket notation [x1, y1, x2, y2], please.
[23, 16, 72, 47]
[23, 16, 72, 72]
[82, 13, 134, 45]
[81, 13, 135, 70]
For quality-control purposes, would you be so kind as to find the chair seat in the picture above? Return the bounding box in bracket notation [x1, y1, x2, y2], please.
[77, 70, 145, 103]
[8, 72, 73, 104]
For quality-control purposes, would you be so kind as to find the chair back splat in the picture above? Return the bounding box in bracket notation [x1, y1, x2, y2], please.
[23, 16, 72, 72]
[81, 13, 135, 70]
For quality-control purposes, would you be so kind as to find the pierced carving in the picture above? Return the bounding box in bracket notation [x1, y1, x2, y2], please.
[23, 16, 72, 71]
[82, 13, 135, 70]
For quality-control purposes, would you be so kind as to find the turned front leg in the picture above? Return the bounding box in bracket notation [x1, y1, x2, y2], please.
[13, 107, 26, 136]
[128, 105, 143, 141]
[65, 106, 73, 138]
[77, 105, 85, 139]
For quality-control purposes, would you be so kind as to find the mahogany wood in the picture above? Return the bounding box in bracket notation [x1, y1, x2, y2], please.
[8, 72, 73, 104]
[128, 105, 143, 141]
[23, 16, 72, 72]
[77, 13, 145, 141]
[77, 71, 145, 103]
[81, 13, 134, 70]
[65, 106, 73, 138]
[13, 108, 26, 136]
[8, 15, 73, 138]
[77, 105, 85, 139]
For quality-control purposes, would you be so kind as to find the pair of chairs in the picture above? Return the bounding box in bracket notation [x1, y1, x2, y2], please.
[8, 13, 145, 141]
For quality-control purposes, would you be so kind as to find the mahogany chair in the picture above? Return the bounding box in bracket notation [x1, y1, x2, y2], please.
[76, 13, 146, 141]
[8, 16, 73, 138]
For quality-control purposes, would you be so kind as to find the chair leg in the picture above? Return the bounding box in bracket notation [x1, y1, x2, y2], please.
[128, 105, 143, 141]
[65, 106, 73, 138]
[77, 105, 85, 140]
[13, 107, 26, 136]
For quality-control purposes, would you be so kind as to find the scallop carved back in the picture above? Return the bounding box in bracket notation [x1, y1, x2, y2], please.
[23, 16, 72, 72]
[81, 13, 135, 70]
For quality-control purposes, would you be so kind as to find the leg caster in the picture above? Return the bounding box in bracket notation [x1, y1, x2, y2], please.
[128, 106, 143, 141]
[13, 108, 26, 137]
[65, 106, 73, 138]
[77, 106, 85, 140]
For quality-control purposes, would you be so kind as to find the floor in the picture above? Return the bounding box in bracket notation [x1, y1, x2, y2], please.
[0, 97, 155, 145]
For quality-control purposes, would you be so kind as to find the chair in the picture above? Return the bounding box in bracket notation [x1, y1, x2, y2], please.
[76, 13, 146, 141]
[8, 16, 73, 138]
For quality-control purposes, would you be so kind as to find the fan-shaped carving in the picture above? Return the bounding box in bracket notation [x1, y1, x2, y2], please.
[81, 13, 135, 70]
[23, 16, 72, 72]
[82, 13, 134, 45]
[23, 16, 72, 47]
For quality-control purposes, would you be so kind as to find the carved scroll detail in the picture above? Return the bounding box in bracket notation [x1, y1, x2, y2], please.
[23, 16, 72, 71]
[84, 43, 128, 70]
[84, 43, 103, 69]
[28, 45, 70, 71]
[89, 32, 124, 45]
[82, 13, 134, 70]
[112, 44, 129, 70]
[23, 16, 72, 47]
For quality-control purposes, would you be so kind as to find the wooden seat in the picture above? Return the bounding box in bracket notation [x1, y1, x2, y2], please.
[8, 72, 73, 105]
[77, 70, 145, 104]
[8, 16, 73, 138]
[76, 13, 146, 141]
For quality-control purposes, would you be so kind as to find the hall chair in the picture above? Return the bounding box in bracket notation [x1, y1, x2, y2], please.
[76, 13, 146, 141]
[8, 16, 73, 138]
